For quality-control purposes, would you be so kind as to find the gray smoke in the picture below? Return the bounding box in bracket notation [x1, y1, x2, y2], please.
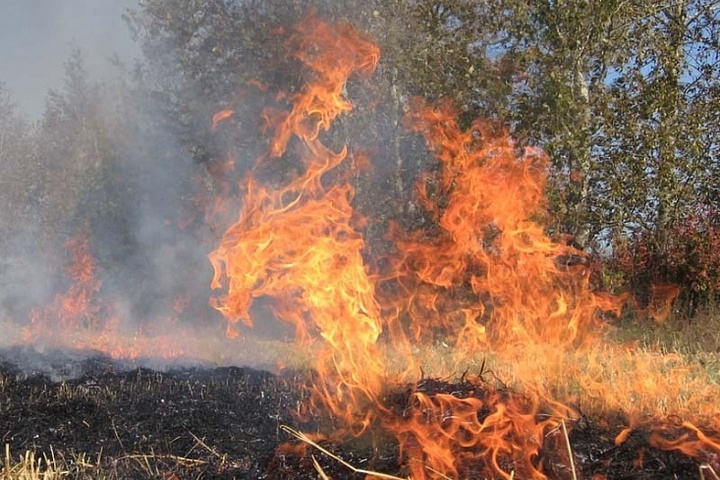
[0, 0, 141, 119]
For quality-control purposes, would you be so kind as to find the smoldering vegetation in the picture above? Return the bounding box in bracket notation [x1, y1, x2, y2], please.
[0, 52, 234, 362]
[0, 356, 705, 479]
[1, 0, 720, 364]
[1, 2, 720, 479]
[0, 48, 310, 372]
[0, 1, 434, 369]
[0, 358, 305, 479]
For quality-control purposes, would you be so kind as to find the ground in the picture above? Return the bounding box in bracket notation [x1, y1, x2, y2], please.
[0, 345, 709, 479]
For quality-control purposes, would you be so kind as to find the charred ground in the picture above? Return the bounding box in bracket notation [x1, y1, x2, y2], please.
[0, 348, 705, 479]
[0, 347, 397, 479]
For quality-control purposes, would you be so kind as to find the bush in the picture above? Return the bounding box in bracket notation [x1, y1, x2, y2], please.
[605, 205, 720, 318]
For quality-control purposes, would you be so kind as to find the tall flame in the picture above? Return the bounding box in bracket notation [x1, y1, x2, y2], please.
[381, 99, 623, 354]
[209, 16, 384, 432]
[208, 16, 720, 479]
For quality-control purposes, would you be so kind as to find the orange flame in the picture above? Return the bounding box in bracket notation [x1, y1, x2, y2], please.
[209, 16, 384, 432]
[648, 283, 680, 324]
[7, 14, 717, 479]
[18, 232, 214, 363]
[206, 15, 720, 480]
[379, 99, 622, 356]
[25, 230, 103, 335]
[211, 109, 235, 131]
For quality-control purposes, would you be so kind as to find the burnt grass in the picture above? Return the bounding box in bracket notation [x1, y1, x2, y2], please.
[0, 347, 706, 479]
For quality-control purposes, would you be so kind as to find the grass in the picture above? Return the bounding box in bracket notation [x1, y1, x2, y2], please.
[2, 444, 91, 480]
[0, 362, 296, 480]
[611, 307, 720, 381]
[282, 425, 409, 480]
[2, 440, 223, 480]
[3, 310, 720, 479]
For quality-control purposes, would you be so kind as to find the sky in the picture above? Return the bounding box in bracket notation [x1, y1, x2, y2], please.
[0, 0, 141, 119]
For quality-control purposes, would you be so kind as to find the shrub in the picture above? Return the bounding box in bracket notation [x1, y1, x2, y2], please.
[605, 205, 720, 318]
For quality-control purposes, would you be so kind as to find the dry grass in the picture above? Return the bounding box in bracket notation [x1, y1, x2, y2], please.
[3, 311, 720, 479]
[1, 442, 221, 480]
[282, 425, 410, 480]
[611, 308, 720, 381]
[3, 444, 68, 480]
[1, 443, 142, 480]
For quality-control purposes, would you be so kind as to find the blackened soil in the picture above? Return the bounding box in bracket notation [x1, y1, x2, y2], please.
[0, 348, 711, 479]
[0, 348, 399, 479]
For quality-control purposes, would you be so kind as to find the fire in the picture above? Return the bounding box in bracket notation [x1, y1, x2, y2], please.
[25, 229, 104, 336]
[648, 283, 680, 324]
[208, 15, 720, 479]
[381, 98, 622, 353]
[211, 109, 235, 131]
[209, 15, 384, 432]
[19, 232, 210, 362]
[383, 378, 575, 479]
[7, 12, 717, 479]
[370, 99, 632, 478]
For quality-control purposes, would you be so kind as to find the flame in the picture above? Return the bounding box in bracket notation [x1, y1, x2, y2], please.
[17, 232, 223, 363]
[25, 230, 104, 335]
[209, 15, 384, 432]
[380, 99, 622, 354]
[648, 283, 680, 324]
[211, 109, 235, 131]
[207, 16, 720, 479]
[6, 13, 716, 479]
[369, 99, 632, 478]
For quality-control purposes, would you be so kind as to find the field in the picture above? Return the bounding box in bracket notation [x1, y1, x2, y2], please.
[2, 312, 719, 480]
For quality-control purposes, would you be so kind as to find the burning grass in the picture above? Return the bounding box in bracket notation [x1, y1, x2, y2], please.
[4, 14, 720, 480]
[0, 343, 718, 479]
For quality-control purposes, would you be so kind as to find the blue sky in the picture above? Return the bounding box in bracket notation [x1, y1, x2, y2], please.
[0, 0, 141, 119]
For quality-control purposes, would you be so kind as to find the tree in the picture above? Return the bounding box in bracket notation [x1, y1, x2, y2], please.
[0, 83, 39, 253]
[31, 50, 135, 261]
[602, 1, 720, 234]
[126, 0, 720, 307]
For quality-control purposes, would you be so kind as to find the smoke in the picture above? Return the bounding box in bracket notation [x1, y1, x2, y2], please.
[0, 3, 406, 374]
[0, 0, 141, 119]
[100, 110, 216, 331]
[0, 232, 56, 332]
[0, 1, 244, 374]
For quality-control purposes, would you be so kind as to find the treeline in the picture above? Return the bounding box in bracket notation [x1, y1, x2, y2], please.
[1, 0, 719, 317]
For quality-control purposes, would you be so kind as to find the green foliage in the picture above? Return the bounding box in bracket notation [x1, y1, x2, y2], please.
[1, 0, 719, 314]
[32, 50, 123, 249]
[123, 0, 720, 314]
